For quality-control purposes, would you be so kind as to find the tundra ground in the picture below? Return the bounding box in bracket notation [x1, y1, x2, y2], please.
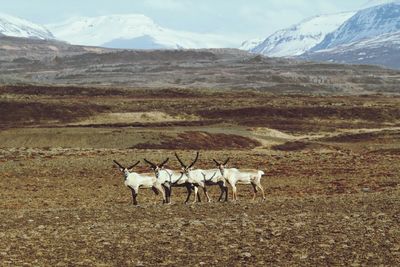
[0, 86, 399, 266]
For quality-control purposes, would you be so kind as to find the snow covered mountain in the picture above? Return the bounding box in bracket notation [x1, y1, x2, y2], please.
[46, 14, 236, 49]
[246, 11, 355, 57]
[242, 1, 400, 69]
[239, 38, 263, 51]
[311, 2, 400, 51]
[302, 31, 400, 69]
[0, 13, 54, 39]
[362, 0, 400, 8]
[301, 2, 400, 69]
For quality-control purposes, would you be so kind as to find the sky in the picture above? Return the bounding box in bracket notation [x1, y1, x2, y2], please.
[0, 0, 384, 42]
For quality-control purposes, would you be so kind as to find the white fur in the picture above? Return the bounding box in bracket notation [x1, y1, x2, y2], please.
[119, 168, 166, 205]
[151, 167, 198, 203]
[186, 169, 228, 202]
[219, 167, 265, 201]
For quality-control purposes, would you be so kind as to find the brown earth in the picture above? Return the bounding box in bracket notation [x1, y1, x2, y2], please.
[0, 86, 400, 266]
[1, 85, 400, 131]
[132, 131, 262, 150]
[1, 38, 400, 94]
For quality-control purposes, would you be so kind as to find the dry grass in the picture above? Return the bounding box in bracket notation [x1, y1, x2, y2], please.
[1, 86, 400, 266]
[0, 147, 399, 266]
[69, 112, 199, 125]
[132, 131, 262, 150]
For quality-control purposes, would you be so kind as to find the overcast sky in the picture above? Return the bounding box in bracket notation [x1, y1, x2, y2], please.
[0, 0, 380, 41]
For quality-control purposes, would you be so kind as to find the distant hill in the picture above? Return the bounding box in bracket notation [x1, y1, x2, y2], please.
[1, 36, 399, 95]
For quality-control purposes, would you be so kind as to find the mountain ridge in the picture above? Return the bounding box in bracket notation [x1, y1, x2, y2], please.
[248, 11, 355, 57]
[46, 14, 236, 49]
[241, 1, 400, 69]
[312, 2, 400, 51]
[0, 13, 54, 40]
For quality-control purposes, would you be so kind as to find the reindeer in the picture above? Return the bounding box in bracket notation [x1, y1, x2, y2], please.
[113, 160, 166, 205]
[213, 158, 265, 201]
[174, 152, 204, 203]
[143, 157, 196, 204]
[201, 169, 229, 202]
[175, 152, 228, 202]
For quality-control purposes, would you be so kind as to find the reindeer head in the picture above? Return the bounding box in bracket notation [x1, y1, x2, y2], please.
[113, 160, 140, 178]
[175, 152, 199, 178]
[213, 158, 230, 176]
[143, 158, 169, 178]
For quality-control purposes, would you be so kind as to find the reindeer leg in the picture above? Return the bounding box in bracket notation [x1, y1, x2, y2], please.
[217, 182, 224, 202]
[193, 185, 200, 203]
[203, 186, 212, 202]
[151, 186, 159, 195]
[168, 186, 173, 204]
[154, 184, 166, 204]
[251, 183, 258, 201]
[224, 186, 229, 202]
[164, 184, 172, 204]
[231, 185, 237, 201]
[130, 188, 138, 206]
[258, 183, 266, 201]
[162, 185, 168, 204]
[197, 186, 202, 203]
[185, 184, 192, 204]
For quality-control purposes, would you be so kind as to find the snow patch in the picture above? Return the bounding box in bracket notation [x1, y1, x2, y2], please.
[250, 11, 355, 57]
[313, 3, 400, 51]
[0, 13, 54, 39]
[47, 14, 237, 49]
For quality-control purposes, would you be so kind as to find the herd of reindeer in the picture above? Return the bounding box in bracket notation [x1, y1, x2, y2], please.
[113, 152, 266, 205]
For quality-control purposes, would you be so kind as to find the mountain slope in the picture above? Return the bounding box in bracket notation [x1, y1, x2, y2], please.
[301, 2, 400, 69]
[302, 31, 400, 69]
[362, 0, 400, 8]
[0, 36, 112, 61]
[239, 38, 263, 51]
[312, 2, 400, 51]
[0, 13, 54, 39]
[248, 12, 355, 57]
[46, 14, 235, 49]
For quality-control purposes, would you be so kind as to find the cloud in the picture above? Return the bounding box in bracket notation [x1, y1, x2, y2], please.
[142, 0, 186, 10]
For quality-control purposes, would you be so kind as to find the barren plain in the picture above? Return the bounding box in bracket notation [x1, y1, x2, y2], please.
[0, 85, 399, 266]
[1, 37, 400, 266]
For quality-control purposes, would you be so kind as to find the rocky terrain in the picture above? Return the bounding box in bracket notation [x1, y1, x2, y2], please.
[1, 36, 400, 94]
[1, 4, 400, 266]
[0, 86, 399, 266]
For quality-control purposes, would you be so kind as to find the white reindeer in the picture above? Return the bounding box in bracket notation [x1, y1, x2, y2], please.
[113, 160, 166, 205]
[143, 157, 197, 204]
[201, 168, 229, 202]
[174, 152, 206, 203]
[213, 158, 266, 201]
[175, 152, 228, 202]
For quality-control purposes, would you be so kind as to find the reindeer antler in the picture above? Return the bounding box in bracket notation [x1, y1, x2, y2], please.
[223, 157, 230, 165]
[188, 151, 199, 169]
[175, 153, 187, 168]
[113, 160, 124, 169]
[144, 159, 156, 168]
[127, 160, 140, 170]
[159, 158, 169, 168]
